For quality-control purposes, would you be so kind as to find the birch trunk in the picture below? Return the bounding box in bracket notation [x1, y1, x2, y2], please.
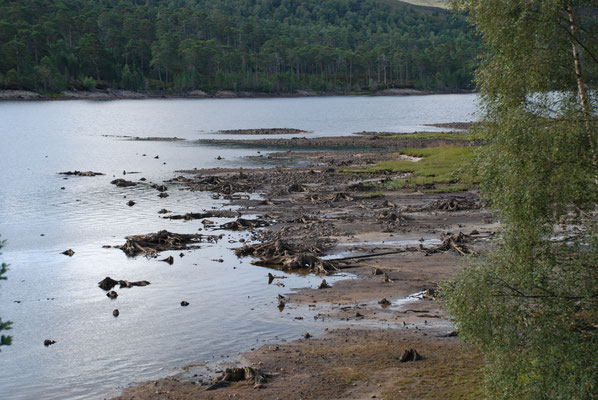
[567, 5, 598, 183]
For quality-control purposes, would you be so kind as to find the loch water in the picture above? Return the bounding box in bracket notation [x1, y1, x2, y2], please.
[0, 94, 477, 399]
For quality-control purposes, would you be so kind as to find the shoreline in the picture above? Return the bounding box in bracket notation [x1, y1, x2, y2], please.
[113, 133, 494, 399]
[0, 88, 474, 102]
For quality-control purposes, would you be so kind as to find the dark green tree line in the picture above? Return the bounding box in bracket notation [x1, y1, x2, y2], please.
[0, 0, 480, 93]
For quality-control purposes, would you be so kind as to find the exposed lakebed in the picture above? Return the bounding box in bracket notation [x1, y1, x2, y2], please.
[0, 95, 477, 399]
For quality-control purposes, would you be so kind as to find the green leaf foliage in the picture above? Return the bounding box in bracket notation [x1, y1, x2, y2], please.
[444, 1, 598, 399]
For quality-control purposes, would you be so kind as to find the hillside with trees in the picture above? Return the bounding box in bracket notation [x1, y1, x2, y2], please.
[0, 0, 479, 94]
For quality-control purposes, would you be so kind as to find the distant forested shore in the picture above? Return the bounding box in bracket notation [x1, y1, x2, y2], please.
[0, 0, 479, 94]
[0, 87, 475, 101]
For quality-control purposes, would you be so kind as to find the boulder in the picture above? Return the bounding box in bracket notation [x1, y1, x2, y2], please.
[98, 277, 119, 291]
[106, 291, 118, 299]
[110, 179, 137, 187]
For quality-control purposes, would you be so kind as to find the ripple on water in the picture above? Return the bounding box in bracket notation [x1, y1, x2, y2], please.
[0, 95, 478, 399]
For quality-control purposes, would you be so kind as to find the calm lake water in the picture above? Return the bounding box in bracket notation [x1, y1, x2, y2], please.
[0, 94, 478, 399]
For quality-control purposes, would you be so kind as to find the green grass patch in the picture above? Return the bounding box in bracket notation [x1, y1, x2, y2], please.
[370, 146, 477, 191]
[381, 345, 485, 400]
[389, 132, 477, 141]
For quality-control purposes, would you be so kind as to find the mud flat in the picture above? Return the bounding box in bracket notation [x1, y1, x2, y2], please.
[199, 134, 473, 150]
[114, 134, 494, 399]
[424, 122, 472, 131]
[102, 134, 185, 141]
[216, 128, 311, 135]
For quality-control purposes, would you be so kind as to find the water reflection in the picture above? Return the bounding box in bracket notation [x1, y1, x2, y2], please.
[0, 95, 477, 399]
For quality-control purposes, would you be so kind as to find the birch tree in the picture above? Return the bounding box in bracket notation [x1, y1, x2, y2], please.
[445, 1, 598, 399]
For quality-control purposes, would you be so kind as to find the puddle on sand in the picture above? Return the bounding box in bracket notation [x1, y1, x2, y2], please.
[388, 291, 428, 309]
[321, 238, 442, 260]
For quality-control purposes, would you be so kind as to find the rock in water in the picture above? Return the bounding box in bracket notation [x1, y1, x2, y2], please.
[98, 277, 119, 291]
[110, 179, 137, 187]
[113, 309, 119, 317]
[277, 298, 285, 311]
[99, 277, 150, 291]
[106, 291, 118, 300]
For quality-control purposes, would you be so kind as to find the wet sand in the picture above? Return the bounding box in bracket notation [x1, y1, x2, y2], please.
[198, 135, 472, 149]
[114, 133, 493, 399]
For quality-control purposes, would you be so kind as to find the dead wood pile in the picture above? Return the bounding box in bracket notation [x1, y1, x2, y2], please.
[165, 210, 238, 220]
[429, 232, 476, 256]
[304, 192, 354, 204]
[117, 230, 218, 256]
[220, 218, 270, 230]
[59, 171, 104, 176]
[207, 367, 267, 390]
[401, 197, 482, 212]
[235, 239, 339, 274]
[187, 175, 255, 194]
[377, 210, 409, 226]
